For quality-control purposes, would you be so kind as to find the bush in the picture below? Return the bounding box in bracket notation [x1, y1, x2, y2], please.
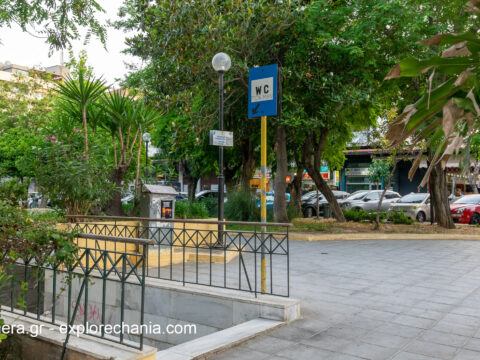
[286, 202, 302, 221]
[343, 208, 413, 225]
[0, 178, 28, 206]
[388, 209, 414, 224]
[224, 190, 260, 222]
[199, 196, 218, 218]
[175, 200, 209, 219]
[343, 208, 387, 222]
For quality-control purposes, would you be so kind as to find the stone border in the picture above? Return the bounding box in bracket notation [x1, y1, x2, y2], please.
[156, 318, 283, 360]
[290, 232, 480, 241]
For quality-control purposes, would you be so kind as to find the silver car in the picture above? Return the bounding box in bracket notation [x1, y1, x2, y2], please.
[389, 192, 431, 222]
[340, 190, 401, 212]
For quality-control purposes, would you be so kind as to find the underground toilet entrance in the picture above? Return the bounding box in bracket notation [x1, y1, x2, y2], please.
[1, 277, 299, 359]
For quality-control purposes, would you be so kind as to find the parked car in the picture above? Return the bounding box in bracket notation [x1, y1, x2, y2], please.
[450, 194, 480, 224]
[340, 190, 401, 212]
[256, 192, 291, 209]
[389, 192, 430, 222]
[302, 190, 350, 218]
[195, 190, 221, 200]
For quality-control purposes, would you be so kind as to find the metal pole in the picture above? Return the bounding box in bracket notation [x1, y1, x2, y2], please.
[145, 140, 149, 178]
[261, 115, 267, 294]
[217, 71, 225, 246]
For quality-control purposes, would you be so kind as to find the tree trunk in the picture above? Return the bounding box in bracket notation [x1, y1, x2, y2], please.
[468, 160, 479, 194]
[430, 161, 455, 229]
[290, 164, 303, 215]
[274, 125, 289, 222]
[239, 139, 256, 189]
[188, 177, 198, 200]
[106, 167, 127, 216]
[82, 106, 88, 154]
[374, 159, 397, 230]
[304, 131, 346, 222]
[135, 139, 142, 194]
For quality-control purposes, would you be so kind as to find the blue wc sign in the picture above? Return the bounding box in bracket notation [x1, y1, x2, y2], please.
[248, 64, 278, 118]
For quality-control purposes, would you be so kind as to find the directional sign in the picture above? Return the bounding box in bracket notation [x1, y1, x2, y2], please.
[210, 130, 233, 147]
[248, 64, 278, 118]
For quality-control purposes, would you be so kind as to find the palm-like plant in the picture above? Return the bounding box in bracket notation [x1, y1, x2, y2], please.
[100, 90, 162, 214]
[56, 70, 106, 153]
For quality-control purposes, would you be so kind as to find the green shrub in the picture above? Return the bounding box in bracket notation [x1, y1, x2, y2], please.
[175, 200, 209, 219]
[286, 202, 302, 221]
[343, 208, 413, 225]
[0, 178, 28, 206]
[343, 208, 387, 222]
[199, 196, 218, 218]
[388, 209, 414, 224]
[224, 190, 260, 222]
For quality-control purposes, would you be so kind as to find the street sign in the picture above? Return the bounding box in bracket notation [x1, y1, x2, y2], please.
[248, 64, 278, 118]
[209, 130, 233, 147]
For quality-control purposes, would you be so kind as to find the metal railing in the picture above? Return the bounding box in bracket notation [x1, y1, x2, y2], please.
[66, 215, 291, 297]
[1, 233, 152, 356]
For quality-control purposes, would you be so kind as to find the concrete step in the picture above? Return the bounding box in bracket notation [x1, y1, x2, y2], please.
[156, 318, 283, 359]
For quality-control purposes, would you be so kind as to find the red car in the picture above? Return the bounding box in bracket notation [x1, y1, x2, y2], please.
[450, 195, 480, 224]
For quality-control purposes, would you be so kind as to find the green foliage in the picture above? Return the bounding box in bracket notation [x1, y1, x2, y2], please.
[224, 191, 260, 222]
[343, 208, 413, 224]
[0, 178, 28, 206]
[175, 200, 209, 219]
[368, 159, 391, 185]
[286, 202, 302, 221]
[199, 197, 218, 218]
[385, 3, 480, 187]
[33, 117, 113, 215]
[0, 0, 106, 51]
[343, 208, 387, 222]
[0, 201, 77, 267]
[389, 209, 414, 225]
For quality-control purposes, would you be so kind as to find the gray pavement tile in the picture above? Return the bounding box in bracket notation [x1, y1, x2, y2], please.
[463, 338, 480, 352]
[391, 351, 442, 360]
[360, 331, 410, 349]
[404, 340, 458, 360]
[273, 343, 335, 360]
[375, 323, 424, 338]
[242, 335, 297, 354]
[213, 348, 271, 360]
[392, 314, 437, 329]
[299, 334, 352, 352]
[453, 349, 480, 360]
[403, 308, 445, 321]
[432, 320, 478, 337]
[338, 341, 397, 360]
[267, 323, 320, 342]
[420, 330, 468, 348]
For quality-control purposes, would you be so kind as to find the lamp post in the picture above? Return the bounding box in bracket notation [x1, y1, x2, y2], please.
[212, 52, 231, 247]
[143, 132, 151, 178]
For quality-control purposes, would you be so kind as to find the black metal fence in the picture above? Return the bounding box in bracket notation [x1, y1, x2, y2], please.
[1, 233, 152, 355]
[66, 215, 291, 297]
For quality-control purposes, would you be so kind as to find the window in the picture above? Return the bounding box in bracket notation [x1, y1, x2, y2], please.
[365, 192, 380, 201]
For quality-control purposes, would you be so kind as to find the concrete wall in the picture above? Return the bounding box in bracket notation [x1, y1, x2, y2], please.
[44, 271, 299, 350]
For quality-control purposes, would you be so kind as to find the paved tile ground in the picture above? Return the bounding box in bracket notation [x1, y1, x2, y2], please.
[212, 239, 480, 360]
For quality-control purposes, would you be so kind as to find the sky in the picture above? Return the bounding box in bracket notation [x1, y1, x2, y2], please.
[0, 1, 140, 86]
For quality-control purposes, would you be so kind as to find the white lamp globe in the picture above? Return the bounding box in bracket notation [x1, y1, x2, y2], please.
[212, 52, 231, 72]
[142, 132, 151, 142]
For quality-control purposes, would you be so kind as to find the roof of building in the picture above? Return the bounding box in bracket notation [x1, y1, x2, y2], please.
[142, 184, 177, 195]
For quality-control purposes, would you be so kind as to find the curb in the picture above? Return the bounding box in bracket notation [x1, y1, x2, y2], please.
[290, 232, 480, 241]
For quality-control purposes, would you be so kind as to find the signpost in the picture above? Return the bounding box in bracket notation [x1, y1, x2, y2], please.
[248, 64, 278, 294]
[210, 130, 233, 147]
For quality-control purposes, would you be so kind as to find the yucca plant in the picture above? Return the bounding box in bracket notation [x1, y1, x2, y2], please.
[56, 70, 106, 154]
